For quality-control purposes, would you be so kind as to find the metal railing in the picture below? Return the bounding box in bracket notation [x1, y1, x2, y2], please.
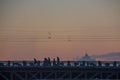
[0, 61, 120, 68]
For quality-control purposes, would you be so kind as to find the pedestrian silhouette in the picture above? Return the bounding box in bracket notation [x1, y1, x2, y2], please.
[53, 58, 56, 66]
[23, 61, 27, 66]
[7, 60, 10, 66]
[113, 61, 117, 67]
[67, 61, 71, 66]
[48, 57, 51, 66]
[57, 57, 60, 66]
[34, 58, 37, 64]
[98, 61, 102, 67]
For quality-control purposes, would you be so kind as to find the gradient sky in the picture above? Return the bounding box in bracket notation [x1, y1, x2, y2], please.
[0, 0, 120, 60]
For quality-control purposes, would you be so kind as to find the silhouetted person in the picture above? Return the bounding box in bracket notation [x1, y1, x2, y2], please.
[98, 61, 102, 67]
[43, 58, 50, 66]
[48, 57, 50, 61]
[53, 58, 56, 66]
[113, 61, 117, 67]
[48, 57, 51, 66]
[67, 61, 71, 66]
[7, 60, 10, 66]
[34, 58, 37, 64]
[23, 61, 27, 66]
[57, 57, 60, 66]
[43, 58, 47, 66]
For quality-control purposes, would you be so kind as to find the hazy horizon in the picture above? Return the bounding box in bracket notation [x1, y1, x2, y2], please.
[0, 0, 120, 60]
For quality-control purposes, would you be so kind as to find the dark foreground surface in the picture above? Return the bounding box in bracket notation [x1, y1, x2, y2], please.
[0, 61, 120, 80]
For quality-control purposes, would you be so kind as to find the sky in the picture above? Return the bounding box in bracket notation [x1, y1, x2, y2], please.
[0, 0, 120, 60]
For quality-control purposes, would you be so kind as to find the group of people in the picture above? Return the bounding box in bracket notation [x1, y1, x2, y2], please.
[33, 57, 61, 66]
[1, 58, 118, 67]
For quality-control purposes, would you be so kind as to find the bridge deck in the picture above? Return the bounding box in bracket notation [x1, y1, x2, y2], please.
[0, 61, 120, 80]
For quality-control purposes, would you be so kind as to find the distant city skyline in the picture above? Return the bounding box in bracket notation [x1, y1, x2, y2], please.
[0, 0, 120, 60]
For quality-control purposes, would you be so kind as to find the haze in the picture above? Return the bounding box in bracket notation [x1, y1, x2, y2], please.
[0, 0, 120, 60]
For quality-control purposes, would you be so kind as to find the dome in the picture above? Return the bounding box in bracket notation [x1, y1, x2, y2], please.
[79, 53, 96, 61]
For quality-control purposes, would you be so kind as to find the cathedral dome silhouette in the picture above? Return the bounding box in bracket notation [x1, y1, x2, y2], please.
[79, 53, 96, 61]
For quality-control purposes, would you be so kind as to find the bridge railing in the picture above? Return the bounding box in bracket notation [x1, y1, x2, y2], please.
[0, 61, 120, 68]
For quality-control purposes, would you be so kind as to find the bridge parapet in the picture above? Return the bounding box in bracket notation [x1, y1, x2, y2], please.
[0, 61, 120, 68]
[0, 61, 120, 80]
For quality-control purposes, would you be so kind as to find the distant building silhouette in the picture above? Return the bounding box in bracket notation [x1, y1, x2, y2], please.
[78, 53, 96, 61]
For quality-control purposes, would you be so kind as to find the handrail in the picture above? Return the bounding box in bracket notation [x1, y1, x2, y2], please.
[0, 61, 120, 67]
